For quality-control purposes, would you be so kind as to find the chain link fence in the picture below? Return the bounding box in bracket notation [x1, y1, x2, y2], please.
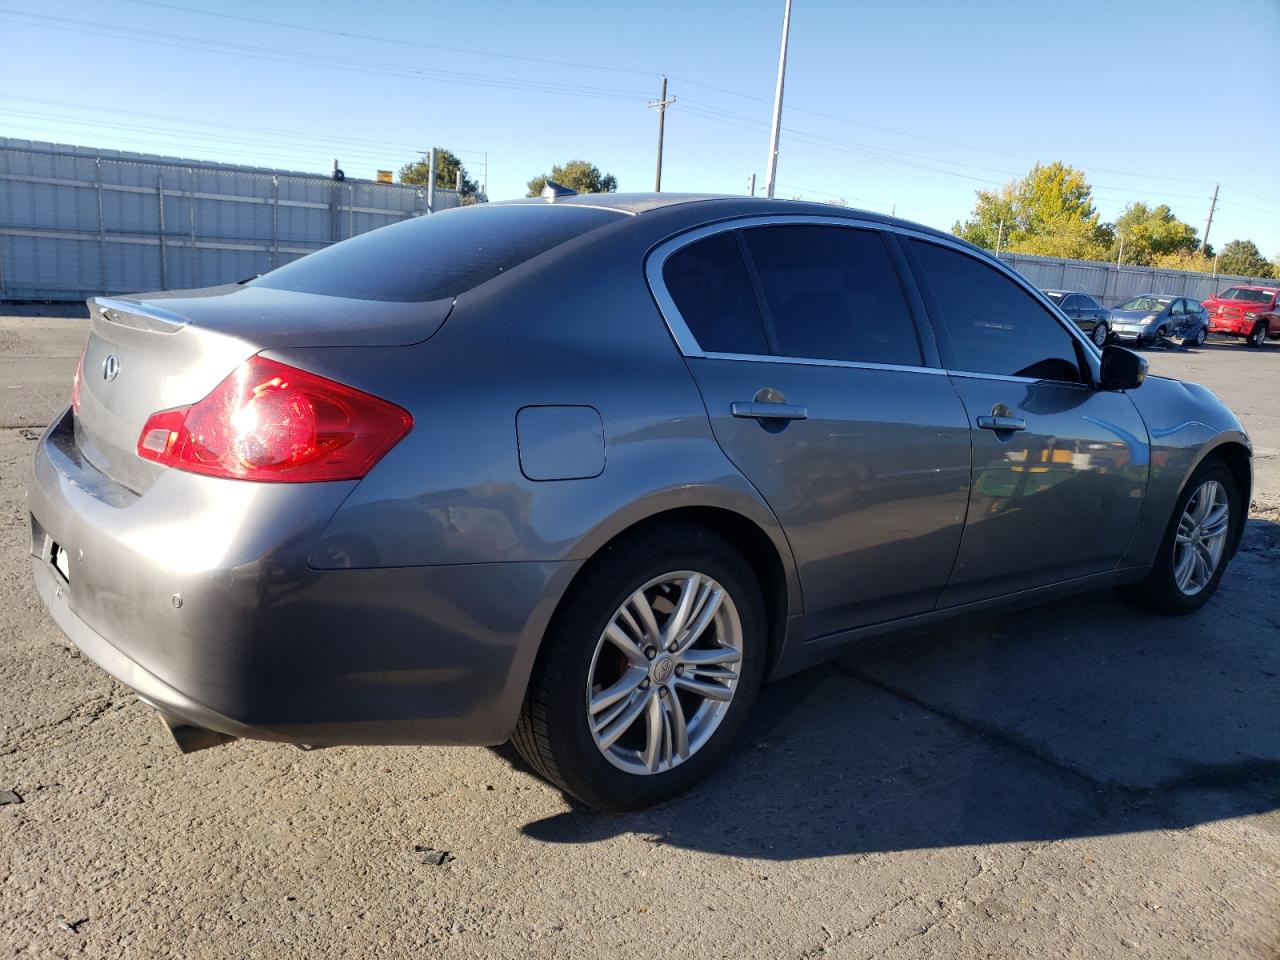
[0, 138, 463, 301]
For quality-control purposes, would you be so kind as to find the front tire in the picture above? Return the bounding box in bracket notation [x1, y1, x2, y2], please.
[1249, 323, 1267, 348]
[1092, 323, 1109, 347]
[513, 523, 767, 810]
[1120, 460, 1239, 614]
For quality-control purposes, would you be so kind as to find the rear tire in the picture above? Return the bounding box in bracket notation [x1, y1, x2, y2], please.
[1120, 460, 1240, 615]
[513, 523, 767, 810]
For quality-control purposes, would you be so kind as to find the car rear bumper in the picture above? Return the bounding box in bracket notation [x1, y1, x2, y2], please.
[28, 408, 578, 747]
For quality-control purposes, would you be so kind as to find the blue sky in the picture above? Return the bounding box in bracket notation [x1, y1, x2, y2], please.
[2, 0, 1278, 257]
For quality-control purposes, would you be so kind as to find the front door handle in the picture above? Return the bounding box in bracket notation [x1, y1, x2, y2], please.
[976, 414, 1026, 432]
[731, 401, 809, 422]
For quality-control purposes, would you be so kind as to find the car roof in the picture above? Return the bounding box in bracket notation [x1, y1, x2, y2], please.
[1218, 284, 1277, 292]
[495, 192, 965, 245]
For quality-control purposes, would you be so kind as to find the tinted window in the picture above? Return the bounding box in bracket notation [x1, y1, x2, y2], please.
[1172, 299, 1186, 316]
[1061, 295, 1080, 313]
[742, 226, 921, 365]
[1079, 295, 1101, 311]
[252, 204, 621, 302]
[663, 232, 770, 355]
[910, 240, 1083, 383]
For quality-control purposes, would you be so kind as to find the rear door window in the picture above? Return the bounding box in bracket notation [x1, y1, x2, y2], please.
[252, 204, 622, 302]
[662, 232, 771, 355]
[909, 239, 1083, 383]
[741, 225, 922, 366]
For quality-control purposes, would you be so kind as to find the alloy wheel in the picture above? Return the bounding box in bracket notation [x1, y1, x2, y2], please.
[586, 571, 744, 775]
[1252, 324, 1266, 347]
[1092, 324, 1108, 347]
[1172, 479, 1230, 596]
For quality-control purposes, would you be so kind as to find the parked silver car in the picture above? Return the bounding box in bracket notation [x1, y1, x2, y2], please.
[28, 195, 1252, 810]
[1110, 294, 1209, 347]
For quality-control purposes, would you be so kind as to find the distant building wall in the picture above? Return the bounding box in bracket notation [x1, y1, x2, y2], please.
[0, 138, 464, 301]
[997, 250, 1277, 306]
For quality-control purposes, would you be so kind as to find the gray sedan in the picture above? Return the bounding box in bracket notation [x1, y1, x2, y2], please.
[1043, 289, 1112, 346]
[1110, 294, 1210, 346]
[27, 194, 1252, 810]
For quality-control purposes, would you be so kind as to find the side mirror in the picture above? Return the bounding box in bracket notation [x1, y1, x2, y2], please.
[1100, 345, 1148, 391]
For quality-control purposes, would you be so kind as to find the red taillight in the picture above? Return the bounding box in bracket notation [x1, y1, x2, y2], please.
[70, 348, 85, 415]
[136, 356, 412, 482]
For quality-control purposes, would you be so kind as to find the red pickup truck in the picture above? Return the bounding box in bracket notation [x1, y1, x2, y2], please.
[1203, 285, 1279, 348]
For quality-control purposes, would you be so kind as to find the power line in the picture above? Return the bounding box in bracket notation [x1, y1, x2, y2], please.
[18, 0, 1241, 194]
[119, 0, 661, 80]
[0, 95, 488, 159]
[0, 11, 653, 103]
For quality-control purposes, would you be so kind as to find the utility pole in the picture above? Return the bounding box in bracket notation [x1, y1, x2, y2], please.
[994, 220, 1003, 257]
[483, 152, 488, 199]
[1116, 234, 1125, 267]
[1201, 184, 1219, 254]
[764, 0, 793, 199]
[648, 75, 676, 192]
[748, 173, 756, 197]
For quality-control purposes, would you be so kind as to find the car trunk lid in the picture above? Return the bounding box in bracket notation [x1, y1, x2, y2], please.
[75, 287, 452, 494]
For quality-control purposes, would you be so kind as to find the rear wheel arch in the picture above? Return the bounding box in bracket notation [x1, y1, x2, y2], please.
[550, 505, 796, 683]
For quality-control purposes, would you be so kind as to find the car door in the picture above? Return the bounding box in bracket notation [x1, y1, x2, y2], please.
[651, 221, 971, 638]
[1079, 294, 1104, 332]
[1060, 294, 1085, 329]
[1169, 298, 1188, 337]
[901, 237, 1150, 607]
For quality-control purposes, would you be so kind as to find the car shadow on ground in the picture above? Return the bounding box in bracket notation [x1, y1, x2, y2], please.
[514, 517, 1280, 860]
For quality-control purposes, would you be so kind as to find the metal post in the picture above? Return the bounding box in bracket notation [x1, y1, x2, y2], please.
[95, 157, 108, 294]
[157, 173, 167, 289]
[188, 168, 198, 287]
[747, 173, 756, 197]
[764, 0, 793, 199]
[483, 152, 488, 199]
[348, 184, 354, 238]
[271, 174, 279, 267]
[426, 149, 436, 213]
[455, 169, 462, 194]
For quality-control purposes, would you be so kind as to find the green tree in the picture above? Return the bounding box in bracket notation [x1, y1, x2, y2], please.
[399, 149, 481, 202]
[1151, 249, 1215, 273]
[1217, 239, 1275, 278]
[526, 159, 618, 197]
[1110, 203, 1200, 266]
[953, 162, 1111, 260]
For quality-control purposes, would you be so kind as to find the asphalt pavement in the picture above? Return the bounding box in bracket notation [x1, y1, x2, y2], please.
[1, 312, 1276, 959]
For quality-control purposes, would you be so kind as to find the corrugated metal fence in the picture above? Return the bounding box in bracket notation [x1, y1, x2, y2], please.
[997, 251, 1276, 307]
[0, 138, 463, 301]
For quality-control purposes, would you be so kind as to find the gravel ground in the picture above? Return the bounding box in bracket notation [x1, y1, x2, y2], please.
[1, 313, 1277, 959]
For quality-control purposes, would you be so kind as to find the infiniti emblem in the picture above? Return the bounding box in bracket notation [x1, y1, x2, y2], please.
[652, 655, 675, 684]
[102, 354, 120, 381]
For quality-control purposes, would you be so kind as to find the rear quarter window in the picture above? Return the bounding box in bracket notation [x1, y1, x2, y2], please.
[252, 204, 622, 302]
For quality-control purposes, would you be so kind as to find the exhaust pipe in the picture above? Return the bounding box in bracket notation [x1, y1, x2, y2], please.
[159, 712, 237, 754]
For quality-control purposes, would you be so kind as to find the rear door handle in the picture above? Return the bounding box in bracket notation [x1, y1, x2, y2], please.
[976, 414, 1026, 432]
[731, 401, 809, 422]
